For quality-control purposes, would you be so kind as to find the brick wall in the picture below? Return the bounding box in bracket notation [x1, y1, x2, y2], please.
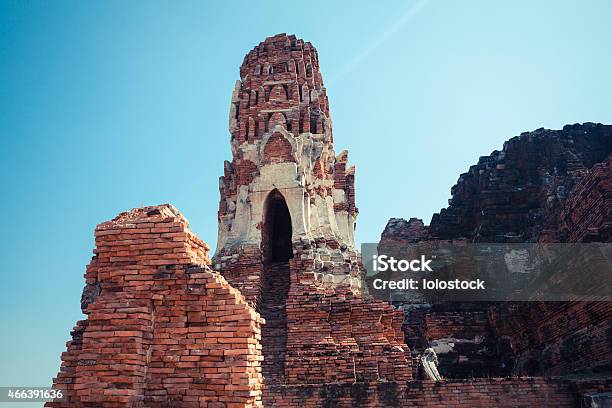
[47, 205, 263, 408]
[490, 301, 612, 376]
[265, 378, 587, 407]
[284, 280, 411, 385]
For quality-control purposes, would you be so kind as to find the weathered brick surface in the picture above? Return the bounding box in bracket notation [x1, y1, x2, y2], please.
[490, 301, 612, 376]
[265, 378, 598, 407]
[48, 205, 263, 407]
[425, 124, 612, 242]
[490, 159, 612, 376]
[233, 34, 330, 146]
[284, 272, 411, 386]
[236, 247, 414, 405]
[558, 158, 612, 243]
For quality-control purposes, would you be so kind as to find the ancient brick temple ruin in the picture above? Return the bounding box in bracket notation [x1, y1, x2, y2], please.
[49, 34, 611, 407]
[380, 124, 612, 401]
[212, 33, 411, 399]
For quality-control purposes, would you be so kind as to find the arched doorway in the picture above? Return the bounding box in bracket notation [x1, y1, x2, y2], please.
[261, 189, 293, 263]
[258, 189, 292, 386]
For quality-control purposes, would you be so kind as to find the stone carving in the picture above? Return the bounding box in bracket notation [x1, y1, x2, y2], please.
[421, 347, 443, 381]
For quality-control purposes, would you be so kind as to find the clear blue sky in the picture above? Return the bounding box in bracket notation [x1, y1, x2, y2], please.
[1, 0, 611, 395]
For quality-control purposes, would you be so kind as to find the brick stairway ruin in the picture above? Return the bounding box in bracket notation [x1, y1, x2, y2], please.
[257, 261, 290, 385]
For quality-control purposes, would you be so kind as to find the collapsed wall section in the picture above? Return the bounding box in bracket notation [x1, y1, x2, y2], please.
[47, 205, 263, 408]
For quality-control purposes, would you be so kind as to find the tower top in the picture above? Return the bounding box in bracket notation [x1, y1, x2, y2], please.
[229, 33, 331, 145]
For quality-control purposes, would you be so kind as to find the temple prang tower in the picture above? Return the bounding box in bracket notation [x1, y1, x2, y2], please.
[213, 34, 411, 396]
[214, 33, 362, 297]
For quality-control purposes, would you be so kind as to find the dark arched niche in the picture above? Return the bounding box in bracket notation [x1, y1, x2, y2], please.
[262, 189, 293, 263]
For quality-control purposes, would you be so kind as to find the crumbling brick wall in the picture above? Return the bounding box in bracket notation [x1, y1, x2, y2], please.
[490, 158, 612, 376]
[380, 125, 612, 378]
[427, 124, 612, 242]
[47, 205, 263, 408]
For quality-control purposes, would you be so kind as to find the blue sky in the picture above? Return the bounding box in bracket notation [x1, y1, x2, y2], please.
[1, 0, 611, 394]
